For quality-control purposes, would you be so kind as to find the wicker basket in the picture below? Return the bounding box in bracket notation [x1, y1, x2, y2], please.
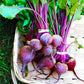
[11, 16, 84, 84]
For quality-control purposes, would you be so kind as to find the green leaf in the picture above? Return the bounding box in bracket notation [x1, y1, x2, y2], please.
[4, 0, 15, 6]
[78, 44, 84, 49]
[69, 0, 78, 5]
[73, 0, 84, 20]
[67, 6, 70, 16]
[40, 0, 47, 6]
[74, 6, 82, 20]
[49, 0, 54, 9]
[30, 0, 39, 10]
[68, 0, 71, 6]
[70, 2, 79, 15]
[16, 0, 26, 4]
[17, 20, 32, 34]
[23, 19, 30, 26]
[58, 0, 66, 9]
[80, 0, 84, 6]
[75, 38, 84, 49]
[0, 6, 23, 19]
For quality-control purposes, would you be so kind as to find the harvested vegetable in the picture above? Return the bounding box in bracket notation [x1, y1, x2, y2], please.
[40, 33, 53, 45]
[0, 0, 84, 83]
[67, 57, 84, 82]
[52, 35, 63, 47]
[30, 39, 42, 51]
[41, 45, 53, 56]
[19, 46, 35, 78]
[54, 62, 68, 83]
[28, 57, 55, 73]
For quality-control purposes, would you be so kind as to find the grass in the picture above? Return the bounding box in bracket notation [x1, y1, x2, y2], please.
[0, 16, 24, 84]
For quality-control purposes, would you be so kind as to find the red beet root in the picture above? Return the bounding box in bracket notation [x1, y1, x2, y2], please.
[27, 57, 55, 73]
[55, 62, 68, 74]
[40, 33, 52, 45]
[19, 46, 35, 78]
[39, 57, 55, 70]
[30, 39, 42, 51]
[52, 35, 63, 47]
[54, 62, 68, 83]
[67, 57, 84, 82]
[67, 57, 76, 71]
[41, 45, 53, 56]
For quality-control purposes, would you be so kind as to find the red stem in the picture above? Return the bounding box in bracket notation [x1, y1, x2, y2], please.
[54, 0, 58, 34]
[49, 11, 56, 34]
[60, 6, 67, 38]
[64, 15, 74, 44]
[27, 0, 42, 29]
[37, 3, 39, 14]
[73, 70, 84, 82]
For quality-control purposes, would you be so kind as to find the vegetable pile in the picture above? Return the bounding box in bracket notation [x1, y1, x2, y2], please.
[0, 0, 84, 83]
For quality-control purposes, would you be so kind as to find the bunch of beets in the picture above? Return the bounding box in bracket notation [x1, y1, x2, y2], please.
[19, 32, 84, 83]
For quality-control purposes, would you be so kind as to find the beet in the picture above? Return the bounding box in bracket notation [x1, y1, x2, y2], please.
[67, 57, 84, 82]
[52, 35, 63, 47]
[41, 45, 53, 56]
[19, 46, 35, 78]
[55, 62, 68, 74]
[30, 39, 42, 51]
[38, 57, 55, 70]
[54, 62, 68, 83]
[40, 33, 52, 45]
[27, 57, 55, 73]
[67, 57, 76, 71]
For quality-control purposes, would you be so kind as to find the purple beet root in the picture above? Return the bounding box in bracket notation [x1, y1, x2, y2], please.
[40, 33, 52, 45]
[67, 57, 76, 71]
[30, 39, 42, 51]
[27, 57, 55, 73]
[55, 62, 68, 74]
[54, 62, 68, 83]
[52, 35, 63, 47]
[19, 46, 35, 78]
[41, 45, 53, 56]
[67, 57, 84, 82]
[38, 57, 55, 70]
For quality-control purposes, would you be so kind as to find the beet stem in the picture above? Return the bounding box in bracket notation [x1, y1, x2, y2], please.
[26, 67, 40, 73]
[22, 63, 26, 78]
[45, 70, 53, 79]
[32, 61, 48, 75]
[73, 70, 84, 82]
[54, 74, 61, 84]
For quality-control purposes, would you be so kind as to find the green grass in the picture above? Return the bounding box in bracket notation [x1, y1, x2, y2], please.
[0, 16, 24, 84]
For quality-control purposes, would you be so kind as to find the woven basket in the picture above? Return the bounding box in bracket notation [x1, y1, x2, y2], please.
[11, 16, 84, 84]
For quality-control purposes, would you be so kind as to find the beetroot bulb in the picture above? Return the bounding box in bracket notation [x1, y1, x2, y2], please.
[54, 62, 68, 83]
[40, 33, 53, 45]
[30, 39, 42, 51]
[41, 45, 53, 56]
[52, 35, 63, 47]
[27, 57, 56, 73]
[19, 46, 35, 78]
[67, 57, 84, 82]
